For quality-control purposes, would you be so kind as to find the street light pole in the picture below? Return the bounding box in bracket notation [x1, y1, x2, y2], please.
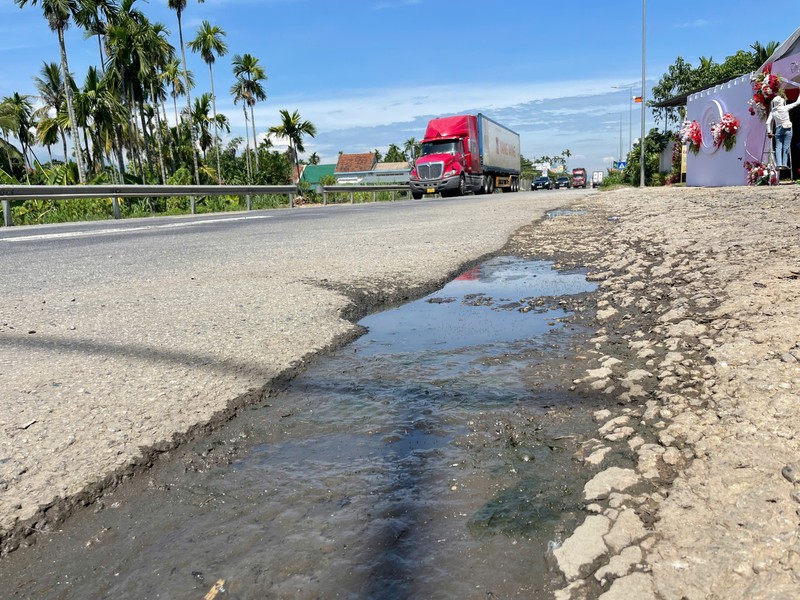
[612, 84, 636, 154]
[640, 0, 647, 187]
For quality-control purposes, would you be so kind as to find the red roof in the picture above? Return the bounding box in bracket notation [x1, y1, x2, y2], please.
[335, 153, 377, 173]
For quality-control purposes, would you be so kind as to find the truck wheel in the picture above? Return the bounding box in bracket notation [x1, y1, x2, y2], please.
[412, 191, 423, 200]
[486, 176, 494, 194]
[457, 175, 466, 196]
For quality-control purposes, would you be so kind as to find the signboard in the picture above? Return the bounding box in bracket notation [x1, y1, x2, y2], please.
[614, 161, 627, 169]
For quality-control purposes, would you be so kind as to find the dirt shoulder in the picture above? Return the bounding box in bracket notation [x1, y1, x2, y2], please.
[506, 186, 800, 599]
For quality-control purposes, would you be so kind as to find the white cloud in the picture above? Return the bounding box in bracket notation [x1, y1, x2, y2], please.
[676, 19, 709, 29]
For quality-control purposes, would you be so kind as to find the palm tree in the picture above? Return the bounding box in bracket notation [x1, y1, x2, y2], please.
[167, 0, 204, 184]
[751, 41, 780, 67]
[308, 152, 320, 165]
[232, 53, 267, 172]
[33, 61, 69, 161]
[230, 78, 252, 180]
[74, 0, 118, 71]
[0, 98, 25, 175]
[561, 149, 571, 170]
[4, 93, 35, 174]
[15, 0, 86, 182]
[404, 137, 419, 162]
[161, 58, 191, 127]
[268, 109, 317, 184]
[189, 20, 227, 182]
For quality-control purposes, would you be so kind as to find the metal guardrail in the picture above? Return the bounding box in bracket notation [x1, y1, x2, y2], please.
[0, 184, 413, 226]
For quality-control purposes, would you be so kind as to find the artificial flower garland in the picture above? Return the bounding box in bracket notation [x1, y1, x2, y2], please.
[743, 160, 777, 185]
[749, 64, 785, 120]
[711, 112, 739, 151]
[679, 120, 702, 154]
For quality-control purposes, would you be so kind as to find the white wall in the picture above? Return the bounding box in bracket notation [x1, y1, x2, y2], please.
[686, 75, 760, 187]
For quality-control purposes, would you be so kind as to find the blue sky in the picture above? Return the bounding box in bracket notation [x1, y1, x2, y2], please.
[0, 0, 797, 174]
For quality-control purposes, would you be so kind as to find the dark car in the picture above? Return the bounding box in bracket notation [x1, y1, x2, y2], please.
[554, 176, 571, 189]
[531, 176, 552, 190]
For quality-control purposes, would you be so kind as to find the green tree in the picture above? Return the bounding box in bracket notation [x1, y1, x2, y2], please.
[308, 152, 320, 165]
[268, 109, 317, 184]
[383, 143, 405, 163]
[404, 137, 420, 161]
[167, 0, 204, 184]
[231, 53, 267, 173]
[15, 0, 86, 182]
[189, 20, 227, 182]
[33, 61, 69, 161]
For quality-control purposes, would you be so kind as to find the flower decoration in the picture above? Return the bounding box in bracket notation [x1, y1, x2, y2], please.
[749, 64, 785, 119]
[711, 112, 739, 151]
[743, 160, 777, 186]
[678, 120, 703, 154]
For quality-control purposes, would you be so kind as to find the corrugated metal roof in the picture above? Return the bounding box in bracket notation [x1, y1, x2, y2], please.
[299, 164, 336, 184]
[374, 162, 410, 171]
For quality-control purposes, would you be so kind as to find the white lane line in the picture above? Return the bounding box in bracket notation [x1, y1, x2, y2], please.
[0, 214, 273, 242]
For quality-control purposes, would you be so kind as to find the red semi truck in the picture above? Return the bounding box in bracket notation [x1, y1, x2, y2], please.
[409, 113, 521, 199]
[572, 167, 587, 188]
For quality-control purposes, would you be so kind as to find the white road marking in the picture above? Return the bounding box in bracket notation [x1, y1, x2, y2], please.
[0, 214, 273, 242]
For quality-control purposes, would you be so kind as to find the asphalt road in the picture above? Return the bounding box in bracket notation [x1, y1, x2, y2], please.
[0, 189, 587, 552]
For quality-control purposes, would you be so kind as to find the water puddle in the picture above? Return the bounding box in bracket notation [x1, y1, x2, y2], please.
[0, 257, 602, 599]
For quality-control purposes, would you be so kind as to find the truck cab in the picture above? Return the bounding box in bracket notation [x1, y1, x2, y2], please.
[409, 114, 520, 199]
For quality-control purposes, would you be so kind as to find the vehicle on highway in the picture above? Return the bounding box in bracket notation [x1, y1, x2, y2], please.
[409, 113, 521, 199]
[531, 176, 552, 190]
[592, 171, 604, 188]
[571, 167, 587, 188]
[554, 176, 571, 189]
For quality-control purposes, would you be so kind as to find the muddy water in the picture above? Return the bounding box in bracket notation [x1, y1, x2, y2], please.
[0, 257, 601, 599]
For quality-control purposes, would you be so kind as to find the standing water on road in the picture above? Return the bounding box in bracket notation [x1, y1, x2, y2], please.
[1, 256, 601, 599]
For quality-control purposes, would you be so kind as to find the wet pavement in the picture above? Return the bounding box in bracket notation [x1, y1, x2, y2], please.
[0, 256, 602, 599]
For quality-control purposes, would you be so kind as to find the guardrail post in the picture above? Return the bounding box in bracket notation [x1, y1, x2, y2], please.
[372, 191, 377, 203]
[349, 191, 354, 204]
[246, 194, 251, 211]
[2, 199, 11, 227]
[391, 191, 396, 202]
[112, 197, 121, 219]
[289, 193, 294, 208]
[190, 196, 196, 214]
[323, 191, 328, 206]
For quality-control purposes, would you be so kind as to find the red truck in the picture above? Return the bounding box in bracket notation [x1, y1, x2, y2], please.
[409, 113, 521, 199]
[572, 167, 587, 189]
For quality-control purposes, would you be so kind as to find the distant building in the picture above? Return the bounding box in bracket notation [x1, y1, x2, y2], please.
[334, 153, 410, 184]
[334, 153, 377, 184]
[363, 162, 411, 184]
[299, 163, 336, 188]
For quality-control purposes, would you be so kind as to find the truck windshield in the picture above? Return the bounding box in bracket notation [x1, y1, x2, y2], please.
[421, 140, 460, 156]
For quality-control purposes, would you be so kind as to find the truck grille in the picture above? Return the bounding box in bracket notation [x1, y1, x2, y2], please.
[417, 162, 443, 180]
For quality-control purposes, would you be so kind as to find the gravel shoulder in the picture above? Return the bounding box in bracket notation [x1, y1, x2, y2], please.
[503, 186, 800, 599]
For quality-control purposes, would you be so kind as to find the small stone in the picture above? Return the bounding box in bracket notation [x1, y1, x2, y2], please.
[782, 464, 800, 484]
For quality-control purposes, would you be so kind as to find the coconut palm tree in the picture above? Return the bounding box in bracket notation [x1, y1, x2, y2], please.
[231, 53, 267, 172]
[189, 20, 227, 182]
[268, 109, 316, 184]
[15, 0, 86, 182]
[167, 0, 204, 184]
[33, 61, 69, 161]
[308, 152, 320, 165]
